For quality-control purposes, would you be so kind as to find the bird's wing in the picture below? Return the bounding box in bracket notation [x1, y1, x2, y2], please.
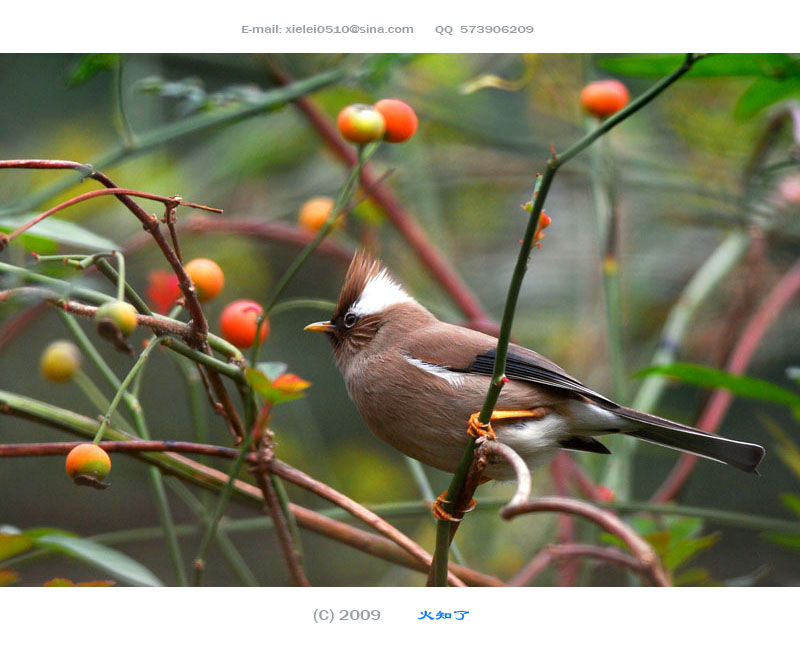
[401, 324, 618, 407]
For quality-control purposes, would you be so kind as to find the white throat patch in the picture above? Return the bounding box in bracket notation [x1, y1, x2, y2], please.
[351, 269, 413, 316]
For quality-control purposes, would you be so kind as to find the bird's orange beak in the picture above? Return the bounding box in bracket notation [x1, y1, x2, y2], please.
[304, 320, 335, 333]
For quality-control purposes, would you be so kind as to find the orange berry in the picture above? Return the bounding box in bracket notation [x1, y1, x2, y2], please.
[65, 443, 111, 482]
[40, 340, 82, 383]
[298, 197, 340, 233]
[374, 99, 418, 143]
[219, 299, 269, 348]
[185, 258, 225, 302]
[95, 301, 138, 336]
[580, 80, 630, 119]
[337, 104, 385, 144]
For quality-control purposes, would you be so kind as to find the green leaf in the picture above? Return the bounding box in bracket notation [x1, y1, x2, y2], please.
[0, 216, 119, 252]
[244, 368, 307, 406]
[69, 54, 120, 86]
[597, 53, 796, 78]
[31, 533, 163, 586]
[636, 363, 800, 410]
[0, 534, 33, 562]
[661, 533, 720, 572]
[733, 76, 800, 119]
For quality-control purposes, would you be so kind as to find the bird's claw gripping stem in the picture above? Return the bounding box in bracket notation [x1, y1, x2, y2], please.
[467, 409, 545, 441]
[432, 490, 477, 522]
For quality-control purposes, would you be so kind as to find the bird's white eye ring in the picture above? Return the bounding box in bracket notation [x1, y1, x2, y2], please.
[343, 312, 358, 328]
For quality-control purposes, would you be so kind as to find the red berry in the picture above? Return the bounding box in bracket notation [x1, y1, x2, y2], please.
[337, 104, 386, 144]
[219, 299, 269, 348]
[146, 270, 181, 314]
[374, 99, 418, 143]
[40, 341, 82, 383]
[580, 80, 630, 119]
[185, 258, 224, 302]
[65, 444, 111, 482]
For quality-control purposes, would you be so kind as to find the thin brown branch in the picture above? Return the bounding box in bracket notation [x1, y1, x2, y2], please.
[0, 440, 240, 458]
[653, 256, 800, 503]
[250, 436, 311, 587]
[501, 496, 670, 587]
[507, 543, 652, 586]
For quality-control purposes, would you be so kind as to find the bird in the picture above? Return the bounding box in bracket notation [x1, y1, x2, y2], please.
[305, 252, 765, 486]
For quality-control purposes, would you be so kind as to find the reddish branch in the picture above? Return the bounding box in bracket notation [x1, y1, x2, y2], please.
[652, 257, 800, 503]
[267, 62, 495, 332]
[250, 435, 311, 587]
[507, 543, 653, 586]
[501, 496, 671, 587]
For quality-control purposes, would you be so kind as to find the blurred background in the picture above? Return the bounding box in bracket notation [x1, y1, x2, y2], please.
[1, 53, 799, 586]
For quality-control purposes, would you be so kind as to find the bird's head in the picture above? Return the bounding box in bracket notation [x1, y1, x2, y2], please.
[304, 252, 433, 367]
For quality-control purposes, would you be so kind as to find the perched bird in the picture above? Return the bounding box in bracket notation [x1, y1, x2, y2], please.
[305, 252, 765, 482]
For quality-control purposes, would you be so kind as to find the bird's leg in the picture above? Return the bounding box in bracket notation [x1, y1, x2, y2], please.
[467, 409, 547, 441]
[432, 491, 477, 522]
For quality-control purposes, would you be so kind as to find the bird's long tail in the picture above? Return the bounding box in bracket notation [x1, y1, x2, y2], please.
[615, 405, 765, 474]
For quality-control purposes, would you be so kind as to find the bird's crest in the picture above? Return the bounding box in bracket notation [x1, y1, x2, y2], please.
[335, 252, 412, 319]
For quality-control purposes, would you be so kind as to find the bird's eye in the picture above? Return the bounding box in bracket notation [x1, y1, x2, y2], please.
[343, 312, 358, 328]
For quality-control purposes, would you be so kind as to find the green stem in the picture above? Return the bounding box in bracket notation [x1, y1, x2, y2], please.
[269, 298, 336, 317]
[166, 478, 258, 587]
[191, 432, 253, 586]
[263, 142, 379, 313]
[72, 370, 133, 433]
[92, 336, 163, 444]
[430, 54, 703, 587]
[113, 251, 126, 302]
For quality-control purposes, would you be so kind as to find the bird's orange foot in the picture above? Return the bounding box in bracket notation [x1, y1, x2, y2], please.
[432, 490, 477, 522]
[467, 409, 547, 441]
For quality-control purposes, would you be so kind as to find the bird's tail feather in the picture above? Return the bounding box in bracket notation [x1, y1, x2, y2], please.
[615, 405, 765, 474]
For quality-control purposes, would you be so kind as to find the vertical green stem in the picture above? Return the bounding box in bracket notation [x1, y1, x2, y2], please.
[430, 54, 703, 586]
[192, 432, 253, 586]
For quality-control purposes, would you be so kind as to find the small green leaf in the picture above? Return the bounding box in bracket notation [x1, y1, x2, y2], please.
[245, 368, 307, 406]
[0, 534, 33, 562]
[662, 533, 720, 572]
[636, 363, 800, 410]
[733, 76, 800, 119]
[0, 216, 119, 252]
[69, 54, 120, 86]
[32, 533, 163, 587]
[597, 53, 796, 78]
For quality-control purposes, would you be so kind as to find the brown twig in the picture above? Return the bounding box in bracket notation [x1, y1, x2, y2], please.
[652, 257, 800, 503]
[249, 432, 311, 587]
[551, 452, 579, 586]
[501, 496, 670, 587]
[266, 60, 492, 327]
[0, 440, 241, 458]
[483, 440, 531, 510]
[507, 543, 654, 586]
